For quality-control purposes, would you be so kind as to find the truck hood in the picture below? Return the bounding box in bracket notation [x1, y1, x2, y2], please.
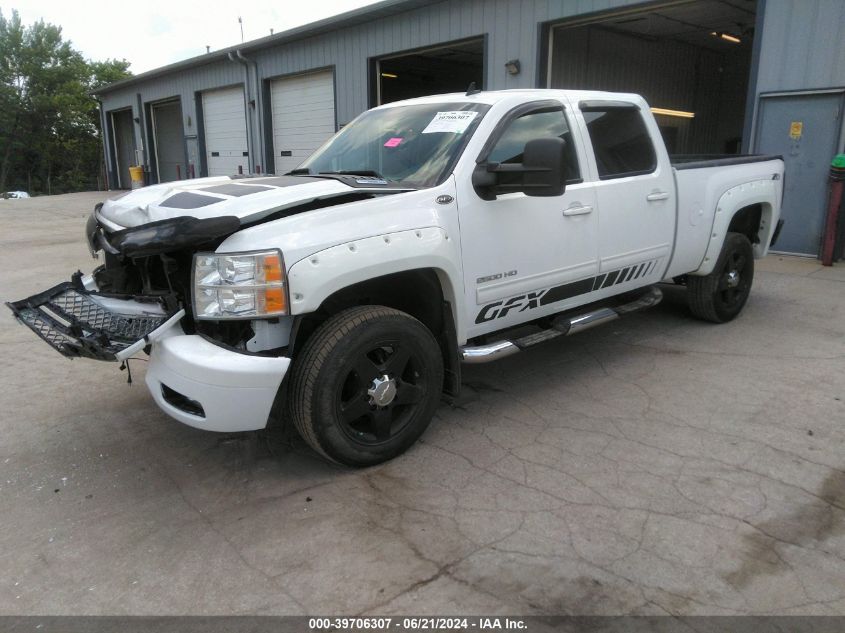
[217, 178, 458, 268]
[98, 175, 411, 229]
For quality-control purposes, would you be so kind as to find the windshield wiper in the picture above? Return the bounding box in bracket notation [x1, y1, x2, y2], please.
[286, 168, 311, 175]
[318, 170, 386, 179]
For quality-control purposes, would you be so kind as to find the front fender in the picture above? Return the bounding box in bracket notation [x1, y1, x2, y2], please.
[287, 227, 467, 342]
[693, 179, 780, 276]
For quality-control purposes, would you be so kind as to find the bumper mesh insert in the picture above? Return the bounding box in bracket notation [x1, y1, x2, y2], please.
[7, 282, 175, 361]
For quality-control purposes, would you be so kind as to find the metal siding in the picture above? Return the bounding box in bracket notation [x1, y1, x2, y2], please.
[756, 0, 845, 94]
[99, 0, 652, 180]
[100, 58, 244, 179]
[751, 0, 845, 154]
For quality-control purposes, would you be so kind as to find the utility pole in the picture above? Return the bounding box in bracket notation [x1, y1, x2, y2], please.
[238, 16, 244, 42]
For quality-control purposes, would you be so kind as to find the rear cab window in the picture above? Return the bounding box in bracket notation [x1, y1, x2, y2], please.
[579, 101, 656, 180]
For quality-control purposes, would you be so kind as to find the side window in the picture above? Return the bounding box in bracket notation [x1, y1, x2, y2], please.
[580, 106, 656, 179]
[487, 107, 581, 184]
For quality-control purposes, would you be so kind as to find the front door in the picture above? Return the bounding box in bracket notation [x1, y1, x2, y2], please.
[755, 92, 844, 255]
[457, 100, 599, 338]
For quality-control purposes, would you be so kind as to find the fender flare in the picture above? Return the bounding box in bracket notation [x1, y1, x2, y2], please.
[286, 227, 467, 342]
[693, 179, 779, 276]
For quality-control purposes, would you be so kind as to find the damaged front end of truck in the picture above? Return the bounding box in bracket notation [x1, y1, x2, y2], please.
[7, 209, 242, 363]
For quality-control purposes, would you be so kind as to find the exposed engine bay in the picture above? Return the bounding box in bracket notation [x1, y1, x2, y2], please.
[88, 212, 249, 348]
[8, 174, 411, 360]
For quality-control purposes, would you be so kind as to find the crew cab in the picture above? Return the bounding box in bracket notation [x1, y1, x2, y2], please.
[8, 89, 784, 466]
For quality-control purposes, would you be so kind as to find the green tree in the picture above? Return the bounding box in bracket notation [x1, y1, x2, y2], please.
[0, 9, 131, 194]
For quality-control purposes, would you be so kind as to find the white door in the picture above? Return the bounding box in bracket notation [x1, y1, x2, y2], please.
[202, 86, 249, 176]
[270, 70, 335, 174]
[457, 102, 600, 338]
[573, 100, 675, 281]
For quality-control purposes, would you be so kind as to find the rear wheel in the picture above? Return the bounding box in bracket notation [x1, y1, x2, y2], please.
[687, 232, 754, 323]
[289, 306, 444, 466]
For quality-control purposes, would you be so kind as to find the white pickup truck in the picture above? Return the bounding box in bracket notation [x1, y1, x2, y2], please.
[8, 89, 784, 466]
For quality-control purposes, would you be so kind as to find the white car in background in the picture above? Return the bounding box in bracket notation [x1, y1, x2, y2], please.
[1, 191, 30, 199]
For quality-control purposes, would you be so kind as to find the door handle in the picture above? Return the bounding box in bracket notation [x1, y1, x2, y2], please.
[646, 191, 670, 202]
[563, 205, 593, 216]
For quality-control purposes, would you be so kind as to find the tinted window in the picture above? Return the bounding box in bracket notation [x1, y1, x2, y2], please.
[298, 102, 490, 188]
[487, 107, 581, 183]
[581, 106, 656, 179]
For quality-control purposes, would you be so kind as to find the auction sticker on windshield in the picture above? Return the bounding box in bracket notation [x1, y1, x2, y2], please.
[422, 111, 479, 134]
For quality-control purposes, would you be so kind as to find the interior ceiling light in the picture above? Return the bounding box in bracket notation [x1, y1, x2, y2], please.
[381, 72, 398, 79]
[650, 107, 695, 119]
[710, 31, 741, 44]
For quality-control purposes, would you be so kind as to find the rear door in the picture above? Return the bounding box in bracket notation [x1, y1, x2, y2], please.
[572, 99, 675, 287]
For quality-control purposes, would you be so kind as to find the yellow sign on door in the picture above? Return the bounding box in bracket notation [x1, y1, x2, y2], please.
[789, 121, 803, 140]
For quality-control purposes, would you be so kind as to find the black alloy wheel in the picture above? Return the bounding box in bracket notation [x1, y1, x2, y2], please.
[715, 244, 752, 313]
[289, 305, 444, 466]
[687, 232, 755, 323]
[336, 339, 427, 445]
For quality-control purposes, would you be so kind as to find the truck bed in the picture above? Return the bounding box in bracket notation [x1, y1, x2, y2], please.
[671, 154, 783, 170]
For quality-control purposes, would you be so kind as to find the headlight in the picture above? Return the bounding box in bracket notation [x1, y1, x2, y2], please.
[192, 249, 288, 320]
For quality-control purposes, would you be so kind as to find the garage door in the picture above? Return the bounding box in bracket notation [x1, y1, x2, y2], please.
[202, 86, 249, 177]
[270, 70, 335, 174]
[151, 100, 186, 183]
[110, 109, 135, 189]
[547, 0, 756, 156]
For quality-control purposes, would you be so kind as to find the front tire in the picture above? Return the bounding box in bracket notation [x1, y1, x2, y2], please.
[289, 306, 444, 467]
[687, 232, 754, 323]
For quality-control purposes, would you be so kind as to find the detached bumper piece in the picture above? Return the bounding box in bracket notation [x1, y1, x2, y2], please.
[6, 281, 181, 361]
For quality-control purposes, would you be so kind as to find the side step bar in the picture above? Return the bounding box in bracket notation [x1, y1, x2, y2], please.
[460, 286, 662, 364]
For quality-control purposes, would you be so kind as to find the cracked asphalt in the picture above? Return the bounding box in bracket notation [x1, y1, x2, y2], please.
[1, 191, 844, 616]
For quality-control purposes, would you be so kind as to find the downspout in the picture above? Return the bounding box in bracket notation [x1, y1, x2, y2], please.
[95, 96, 111, 190]
[228, 51, 255, 173]
[236, 50, 265, 174]
[135, 92, 146, 177]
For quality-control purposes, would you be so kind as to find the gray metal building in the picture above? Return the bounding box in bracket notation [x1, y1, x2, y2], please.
[95, 0, 845, 256]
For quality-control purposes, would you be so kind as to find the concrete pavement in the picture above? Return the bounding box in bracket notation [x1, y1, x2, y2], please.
[1, 192, 844, 615]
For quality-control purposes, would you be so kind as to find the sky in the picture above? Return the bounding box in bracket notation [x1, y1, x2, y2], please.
[4, 0, 383, 74]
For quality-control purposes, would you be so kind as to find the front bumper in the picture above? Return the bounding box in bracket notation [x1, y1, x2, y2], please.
[8, 278, 289, 433]
[6, 279, 181, 361]
[145, 333, 289, 432]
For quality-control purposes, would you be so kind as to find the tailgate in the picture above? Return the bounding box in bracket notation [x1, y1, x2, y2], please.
[7, 281, 183, 362]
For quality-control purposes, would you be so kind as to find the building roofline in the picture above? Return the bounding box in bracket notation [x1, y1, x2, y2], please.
[94, 0, 441, 95]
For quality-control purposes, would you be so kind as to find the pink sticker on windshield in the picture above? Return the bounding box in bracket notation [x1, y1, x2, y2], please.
[384, 137, 403, 147]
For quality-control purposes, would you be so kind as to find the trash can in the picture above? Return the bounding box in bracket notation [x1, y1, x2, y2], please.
[128, 166, 144, 190]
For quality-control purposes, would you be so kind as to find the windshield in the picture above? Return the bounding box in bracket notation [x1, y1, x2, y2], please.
[296, 102, 490, 188]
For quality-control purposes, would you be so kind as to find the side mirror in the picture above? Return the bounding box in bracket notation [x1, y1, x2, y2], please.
[472, 137, 567, 200]
[522, 138, 567, 197]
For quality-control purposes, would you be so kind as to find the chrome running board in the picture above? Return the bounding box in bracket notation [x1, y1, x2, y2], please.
[460, 286, 662, 364]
